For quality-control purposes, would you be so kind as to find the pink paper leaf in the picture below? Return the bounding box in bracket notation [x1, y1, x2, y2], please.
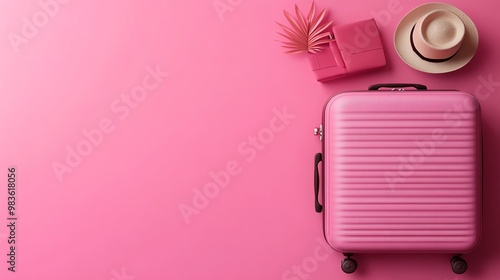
[276, 1, 332, 54]
[307, 1, 316, 23]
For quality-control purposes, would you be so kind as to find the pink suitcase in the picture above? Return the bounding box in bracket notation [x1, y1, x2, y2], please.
[313, 84, 482, 274]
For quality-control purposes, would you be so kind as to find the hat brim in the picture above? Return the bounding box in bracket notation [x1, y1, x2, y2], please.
[394, 2, 479, 73]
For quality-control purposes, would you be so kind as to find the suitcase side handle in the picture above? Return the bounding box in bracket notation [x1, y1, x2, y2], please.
[368, 83, 427, 90]
[314, 153, 323, 213]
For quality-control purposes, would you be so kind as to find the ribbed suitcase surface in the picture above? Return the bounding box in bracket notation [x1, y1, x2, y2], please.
[322, 91, 482, 253]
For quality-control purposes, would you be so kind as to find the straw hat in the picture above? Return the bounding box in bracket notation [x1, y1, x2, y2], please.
[394, 2, 478, 73]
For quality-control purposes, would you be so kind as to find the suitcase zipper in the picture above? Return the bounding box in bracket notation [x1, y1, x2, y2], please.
[313, 124, 323, 141]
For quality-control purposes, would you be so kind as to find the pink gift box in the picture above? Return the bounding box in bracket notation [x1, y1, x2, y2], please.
[308, 18, 387, 82]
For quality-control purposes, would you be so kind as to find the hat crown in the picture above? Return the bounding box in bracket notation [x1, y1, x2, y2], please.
[421, 10, 465, 50]
[412, 9, 465, 60]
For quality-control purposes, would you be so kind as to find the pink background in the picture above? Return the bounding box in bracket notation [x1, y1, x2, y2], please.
[0, 0, 499, 279]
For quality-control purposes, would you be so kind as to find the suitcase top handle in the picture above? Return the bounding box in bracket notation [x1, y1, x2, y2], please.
[368, 83, 427, 91]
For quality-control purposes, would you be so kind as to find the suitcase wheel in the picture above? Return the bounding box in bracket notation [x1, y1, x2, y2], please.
[451, 256, 467, 274]
[341, 257, 357, 274]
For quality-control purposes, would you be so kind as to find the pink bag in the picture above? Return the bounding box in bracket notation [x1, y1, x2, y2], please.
[308, 19, 386, 82]
[314, 84, 482, 274]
